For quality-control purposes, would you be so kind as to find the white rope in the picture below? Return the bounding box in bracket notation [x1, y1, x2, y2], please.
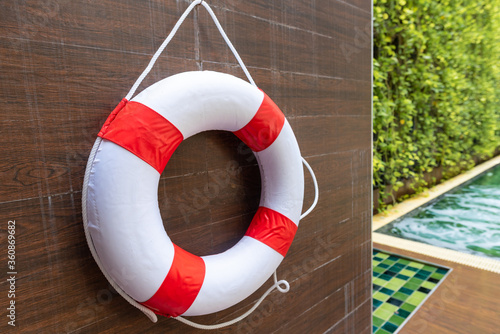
[174, 278, 290, 330]
[300, 157, 319, 220]
[82, 0, 320, 329]
[125, 0, 255, 101]
[199, 1, 256, 87]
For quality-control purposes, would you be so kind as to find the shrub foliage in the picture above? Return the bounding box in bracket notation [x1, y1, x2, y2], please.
[373, 0, 500, 208]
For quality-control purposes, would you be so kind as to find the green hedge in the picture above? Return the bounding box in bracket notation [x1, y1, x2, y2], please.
[373, 0, 500, 208]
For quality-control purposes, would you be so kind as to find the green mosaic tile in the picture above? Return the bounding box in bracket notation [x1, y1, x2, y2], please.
[374, 291, 390, 302]
[409, 277, 424, 285]
[403, 282, 419, 290]
[379, 303, 398, 313]
[391, 278, 406, 287]
[400, 303, 416, 312]
[375, 329, 391, 334]
[373, 316, 385, 327]
[396, 308, 411, 319]
[385, 281, 403, 291]
[379, 274, 393, 281]
[421, 281, 437, 290]
[389, 265, 403, 272]
[431, 272, 444, 280]
[408, 261, 424, 269]
[388, 314, 405, 326]
[382, 322, 399, 333]
[415, 271, 431, 279]
[436, 268, 448, 274]
[374, 299, 383, 309]
[392, 292, 409, 301]
[374, 308, 394, 321]
[372, 249, 449, 333]
[396, 274, 410, 280]
[380, 287, 394, 295]
[422, 265, 436, 272]
[406, 291, 427, 306]
[398, 287, 413, 295]
[400, 269, 416, 277]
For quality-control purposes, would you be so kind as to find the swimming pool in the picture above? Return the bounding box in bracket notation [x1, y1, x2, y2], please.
[376, 163, 500, 259]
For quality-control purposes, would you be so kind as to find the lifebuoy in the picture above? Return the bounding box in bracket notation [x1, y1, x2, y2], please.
[84, 71, 304, 317]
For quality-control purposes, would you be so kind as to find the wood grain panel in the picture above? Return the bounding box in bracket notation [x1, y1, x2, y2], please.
[325, 298, 372, 334]
[281, 286, 347, 334]
[344, 0, 372, 13]
[290, 74, 371, 116]
[0, 37, 199, 203]
[198, 7, 274, 69]
[298, 152, 354, 238]
[291, 115, 371, 157]
[197, 5, 370, 78]
[314, 33, 371, 81]
[209, 0, 370, 33]
[281, 0, 371, 43]
[199, 63, 371, 118]
[1, 0, 196, 59]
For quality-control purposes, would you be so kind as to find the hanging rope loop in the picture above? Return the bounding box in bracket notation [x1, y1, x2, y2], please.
[125, 0, 255, 101]
[276, 280, 290, 293]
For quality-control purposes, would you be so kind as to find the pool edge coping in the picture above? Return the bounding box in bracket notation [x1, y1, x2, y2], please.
[372, 155, 500, 274]
[373, 233, 500, 274]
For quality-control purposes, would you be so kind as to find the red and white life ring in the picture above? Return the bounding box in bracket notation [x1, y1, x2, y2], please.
[84, 71, 304, 317]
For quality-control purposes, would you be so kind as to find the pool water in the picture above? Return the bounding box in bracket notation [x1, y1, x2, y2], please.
[377, 164, 500, 259]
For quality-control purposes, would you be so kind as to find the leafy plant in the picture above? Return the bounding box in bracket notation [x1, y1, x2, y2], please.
[373, 0, 500, 211]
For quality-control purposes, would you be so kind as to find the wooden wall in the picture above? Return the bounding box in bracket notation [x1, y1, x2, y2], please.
[0, 0, 372, 333]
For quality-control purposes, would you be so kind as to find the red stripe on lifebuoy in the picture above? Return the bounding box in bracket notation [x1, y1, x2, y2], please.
[233, 92, 285, 152]
[141, 244, 205, 317]
[98, 98, 129, 135]
[245, 207, 298, 257]
[98, 100, 183, 173]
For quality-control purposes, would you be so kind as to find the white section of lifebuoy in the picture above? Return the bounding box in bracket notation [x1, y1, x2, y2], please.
[85, 71, 304, 316]
[133, 71, 264, 138]
[255, 121, 304, 225]
[184, 236, 283, 316]
[87, 140, 172, 302]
